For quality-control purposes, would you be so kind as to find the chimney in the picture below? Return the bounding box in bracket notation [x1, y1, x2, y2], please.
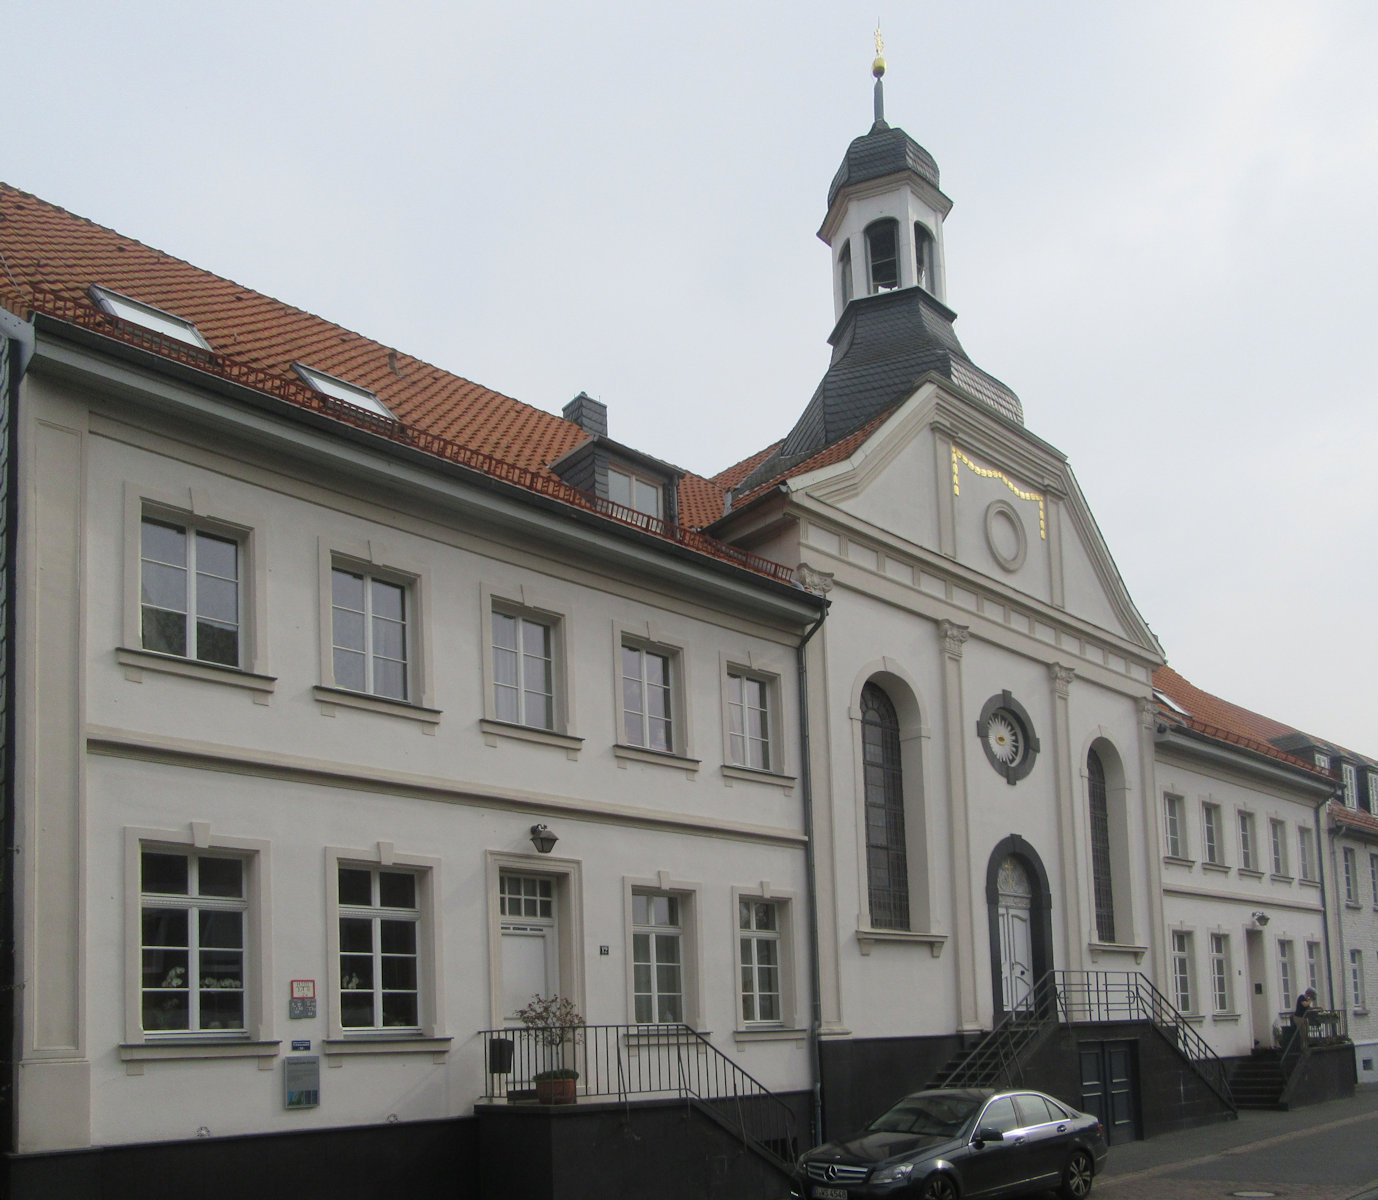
[562, 392, 608, 438]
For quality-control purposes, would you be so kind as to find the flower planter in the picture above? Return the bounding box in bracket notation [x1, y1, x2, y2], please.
[534, 1076, 577, 1105]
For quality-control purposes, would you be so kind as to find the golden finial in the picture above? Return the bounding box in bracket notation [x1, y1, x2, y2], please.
[872, 23, 886, 78]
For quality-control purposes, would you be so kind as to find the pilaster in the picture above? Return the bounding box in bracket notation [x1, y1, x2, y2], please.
[1048, 662, 1084, 973]
[937, 619, 979, 1031]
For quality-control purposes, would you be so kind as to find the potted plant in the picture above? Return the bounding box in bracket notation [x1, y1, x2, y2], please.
[516, 994, 584, 1105]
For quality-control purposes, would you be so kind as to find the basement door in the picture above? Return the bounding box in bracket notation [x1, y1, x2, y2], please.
[997, 856, 1033, 1011]
[1079, 1040, 1141, 1144]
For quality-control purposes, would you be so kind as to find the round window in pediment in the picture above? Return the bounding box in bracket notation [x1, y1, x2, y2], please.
[977, 691, 1040, 784]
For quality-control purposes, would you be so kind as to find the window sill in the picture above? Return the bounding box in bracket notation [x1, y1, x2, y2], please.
[1202, 862, 1231, 874]
[313, 685, 441, 726]
[1163, 855, 1194, 868]
[1270, 874, 1295, 885]
[1182, 1013, 1206, 1025]
[613, 744, 700, 775]
[621, 1027, 705, 1047]
[1299, 878, 1321, 888]
[732, 1026, 808, 1045]
[720, 764, 796, 792]
[1087, 941, 1149, 964]
[121, 1038, 280, 1063]
[1238, 868, 1264, 880]
[1211, 1012, 1242, 1023]
[1345, 901, 1362, 910]
[323, 1034, 453, 1061]
[856, 928, 946, 957]
[117, 647, 276, 696]
[479, 718, 583, 755]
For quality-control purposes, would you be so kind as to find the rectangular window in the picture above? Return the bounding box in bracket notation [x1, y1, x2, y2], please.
[1344, 847, 1358, 903]
[1164, 794, 1185, 859]
[1306, 942, 1321, 997]
[140, 850, 246, 1034]
[1209, 933, 1231, 1014]
[1367, 772, 1378, 816]
[1315, 751, 1331, 772]
[1202, 803, 1223, 865]
[492, 609, 555, 729]
[622, 643, 674, 752]
[1270, 819, 1289, 877]
[1279, 940, 1296, 1008]
[1171, 931, 1194, 1013]
[1343, 762, 1358, 807]
[331, 566, 408, 700]
[739, 900, 782, 1025]
[727, 672, 771, 771]
[1352, 950, 1367, 1011]
[338, 866, 420, 1031]
[1238, 812, 1257, 872]
[1298, 827, 1316, 881]
[141, 516, 240, 666]
[608, 467, 662, 520]
[632, 891, 683, 1023]
[1371, 854, 1378, 907]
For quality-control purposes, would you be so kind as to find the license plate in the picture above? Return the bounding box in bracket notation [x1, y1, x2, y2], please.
[812, 1189, 848, 1200]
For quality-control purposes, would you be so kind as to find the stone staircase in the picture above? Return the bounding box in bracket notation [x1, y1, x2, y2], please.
[1227, 1050, 1288, 1110]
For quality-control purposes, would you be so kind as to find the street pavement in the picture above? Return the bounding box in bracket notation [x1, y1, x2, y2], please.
[1095, 1084, 1378, 1200]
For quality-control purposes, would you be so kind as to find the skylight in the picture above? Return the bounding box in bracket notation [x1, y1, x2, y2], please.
[90, 286, 211, 351]
[1153, 690, 1192, 718]
[292, 363, 395, 420]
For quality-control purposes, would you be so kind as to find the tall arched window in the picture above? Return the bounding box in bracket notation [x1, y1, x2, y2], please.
[914, 222, 934, 291]
[864, 219, 900, 294]
[1087, 748, 1115, 942]
[838, 241, 853, 308]
[862, 682, 908, 929]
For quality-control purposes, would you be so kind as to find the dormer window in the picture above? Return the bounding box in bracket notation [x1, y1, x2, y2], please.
[90, 286, 211, 351]
[864, 219, 899, 293]
[292, 363, 395, 420]
[1315, 751, 1332, 772]
[608, 466, 662, 520]
[914, 222, 935, 291]
[838, 242, 853, 308]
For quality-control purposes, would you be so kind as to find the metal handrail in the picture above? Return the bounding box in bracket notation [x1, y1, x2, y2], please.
[479, 1023, 798, 1168]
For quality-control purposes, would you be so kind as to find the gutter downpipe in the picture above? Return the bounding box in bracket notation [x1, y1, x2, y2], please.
[795, 597, 830, 1147]
[1323, 796, 1350, 1028]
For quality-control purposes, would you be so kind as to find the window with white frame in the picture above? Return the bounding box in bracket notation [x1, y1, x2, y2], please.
[1164, 794, 1186, 859]
[1351, 949, 1367, 1012]
[1306, 941, 1321, 997]
[1270, 819, 1289, 877]
[632, 891, 684, 1023]
[727, 671, 772, 771]
[1238, 812, 1258, 872]
[139, 849, 247, 1034]
[1315, 751, 1332, 772]
[1170, 931, 1195, 1013]
[1344, 847, 1358, 904]
[607, 467, 662, 521]
[331, 565, 409, 700]
[140, 515, 241, 667]
[492, 609, 555, 729]
[337, 864, 421, 1031]
[293, 362, 395, 420]
[1279, 940, 1296, 1007]
[1368, 771, 1378, 815]
[864, 219, 901, 292]
[1209, 933, 1231, 1014]
[1342, 762, 1358, 807]
[739, 899, 782, 1025]
[1299, 827, 1316, 881]
[1202, 803, 1223, 866]
[92, 284, 212, 350]
[621, 642, 675, 752]
[1371, 854, 1378, 907]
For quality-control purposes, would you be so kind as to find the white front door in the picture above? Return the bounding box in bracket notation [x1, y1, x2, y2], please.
[499, 874, 558, 1021]
[997, 856, 1033, 1011]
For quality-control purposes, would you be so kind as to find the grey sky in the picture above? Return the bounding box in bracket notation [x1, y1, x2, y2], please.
[9, 1, 1378, 753]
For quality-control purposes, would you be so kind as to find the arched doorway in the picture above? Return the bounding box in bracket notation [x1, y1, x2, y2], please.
[985, 837, 1054, 1019]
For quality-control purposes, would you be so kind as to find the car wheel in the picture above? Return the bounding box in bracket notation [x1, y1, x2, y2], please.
[918, 1173, 958, 1200]
[1059, 1149, 1094, 1199]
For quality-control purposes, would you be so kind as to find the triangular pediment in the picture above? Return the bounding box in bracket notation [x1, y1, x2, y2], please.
[785, 380, 1160, 656]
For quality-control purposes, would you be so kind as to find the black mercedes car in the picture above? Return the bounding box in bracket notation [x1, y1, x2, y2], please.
[791, 1087, 1108, 1200]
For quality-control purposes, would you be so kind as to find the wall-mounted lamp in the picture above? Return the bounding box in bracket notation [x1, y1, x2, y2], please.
[1251, 910, 1270, 927]
[529, 824, 559, 855]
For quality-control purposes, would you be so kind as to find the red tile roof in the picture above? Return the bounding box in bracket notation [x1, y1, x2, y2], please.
[1152, 666, 1330, 777]
[711, 441, 783, 489]
[0, 183, 799, 585]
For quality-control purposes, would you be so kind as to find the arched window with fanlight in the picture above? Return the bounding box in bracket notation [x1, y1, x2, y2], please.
[862, 682, 908, 929]
[864, 219, 900, 294]
[1087, 747, 1116, 942]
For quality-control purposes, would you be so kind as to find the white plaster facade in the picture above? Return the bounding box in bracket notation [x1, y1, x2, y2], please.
[1326, 809, 1378, 1082]
[9, 330, 823, 1155]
